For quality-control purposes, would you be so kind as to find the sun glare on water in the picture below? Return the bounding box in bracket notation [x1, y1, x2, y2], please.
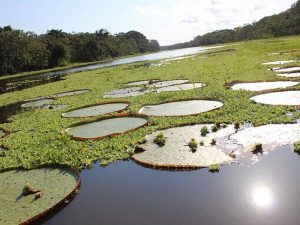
[251, 184, 274, 209]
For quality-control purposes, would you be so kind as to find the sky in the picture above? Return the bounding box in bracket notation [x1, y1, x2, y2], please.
[0, 0, 297, 45]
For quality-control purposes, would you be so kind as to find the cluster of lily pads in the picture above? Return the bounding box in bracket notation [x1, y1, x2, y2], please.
[1, 45, 300, 224]
[103, 79, 206, 98]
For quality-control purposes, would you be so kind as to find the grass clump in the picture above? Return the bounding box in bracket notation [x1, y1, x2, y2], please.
[211, 125, 218, 132]
[153, 132, 166, 147]
[188, 138, 198, 152]
[209, 164, 220, 173]
[294, 142, 300, 154]
[200, 126, 209, 137]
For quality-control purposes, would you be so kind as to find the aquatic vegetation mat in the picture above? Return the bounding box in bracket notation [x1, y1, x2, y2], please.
[65, 114, 149, 140]
[62, 102, 129, 118]
[138, 99, 223, 116]
[0, 129, 7, 138]
[2, 36, 300, 170]
[251, 91, 300, 105]
[0, 166, 80, 225]
[230, 81, 300, 91]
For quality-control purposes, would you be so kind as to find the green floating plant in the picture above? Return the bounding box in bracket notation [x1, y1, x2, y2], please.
[153, 132, 166, 147]
[200, 126, 209, 137]
[188, 138, 198, 152]
[209, 164, 220, 173]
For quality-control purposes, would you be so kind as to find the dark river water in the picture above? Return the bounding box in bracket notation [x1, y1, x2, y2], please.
[0, 46, 217, 94]
[39, 146, 300, 225]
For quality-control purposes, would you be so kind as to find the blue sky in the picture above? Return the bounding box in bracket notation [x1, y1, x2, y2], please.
[0, 0, 297, 45]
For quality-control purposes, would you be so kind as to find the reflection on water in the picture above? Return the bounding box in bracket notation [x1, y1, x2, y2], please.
[39, 145, 300, 225]
[251, 184, 274, 209]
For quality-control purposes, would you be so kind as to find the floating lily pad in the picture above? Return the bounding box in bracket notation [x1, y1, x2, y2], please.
[251, 91, 300, 105]
[132, 124, 235, 168]
[124, 80, 160, 86]
[262, 60, 297, 65]
[50, 89, 90, 98]
[230, 81, 300, 91]
[277, 72, 300, 78]
[151, 79, 189, 88]
[155, 83, 206, 93]
[43, 105, 68, 110]
[65, 114, 149, 140]
[138, 99, 223, 116]
[21, 99, 54, 108]
[0, 166, 80, 225]
[229, 124, 300, 152]
[133, 123, 300, 169]
[274, 66, 300, 73]
[62, 102, 129, 118]
[103, 87, 147, 98]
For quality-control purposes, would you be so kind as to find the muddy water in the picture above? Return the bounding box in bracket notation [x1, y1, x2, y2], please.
[40, 146, 300, 225]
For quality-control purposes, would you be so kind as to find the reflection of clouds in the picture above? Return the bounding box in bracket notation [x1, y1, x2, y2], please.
[251, 185, 273, 208]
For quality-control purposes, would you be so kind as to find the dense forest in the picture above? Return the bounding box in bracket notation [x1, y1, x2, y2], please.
[0, 27, 160, 76]
[162, 0, 300, 50]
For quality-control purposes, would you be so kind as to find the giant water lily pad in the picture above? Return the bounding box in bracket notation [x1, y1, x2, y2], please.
[0, 166, 80, 225]
[251, 91, 300, 105]
[151, 79, 189, 88]
[262, 60, 297, 65]
[274, 66, 300, 73]
[50, 89, 90, 98]
[277, 72, 300, 78]
[228, 124, 300, 152]
[125, 80, 160, 86]
[62, 102, 129, 118]
[21, 99, 54, 108]
[230, 81, 300, 91]
[65, 115, 149, 140]
[132, 124, 235, 168]
[133, 123, 300, 169]
[138, 99, 223, 116]
[155, 83, 206, 93]
[103, 87, 147, 98]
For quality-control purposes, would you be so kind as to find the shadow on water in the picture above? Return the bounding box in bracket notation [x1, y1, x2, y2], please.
[0, 74, 65, 94]
[37, 146, 300, 225]
[0, 101, 25, 124]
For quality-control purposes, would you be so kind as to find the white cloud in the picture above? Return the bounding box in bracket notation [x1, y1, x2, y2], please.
[132, 0, 297, 45]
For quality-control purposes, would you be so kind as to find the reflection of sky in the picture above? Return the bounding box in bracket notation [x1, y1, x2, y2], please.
[251, 184, 274, 209]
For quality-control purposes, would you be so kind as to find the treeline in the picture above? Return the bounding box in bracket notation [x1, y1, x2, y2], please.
[0, 27, 159, 76]
[162, 0, 300, 50]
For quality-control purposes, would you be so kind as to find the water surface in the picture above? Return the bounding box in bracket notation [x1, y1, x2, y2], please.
[41, 146, 300, 225]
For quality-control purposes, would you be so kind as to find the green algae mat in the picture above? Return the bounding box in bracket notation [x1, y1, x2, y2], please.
[0, 166, 80, 225]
